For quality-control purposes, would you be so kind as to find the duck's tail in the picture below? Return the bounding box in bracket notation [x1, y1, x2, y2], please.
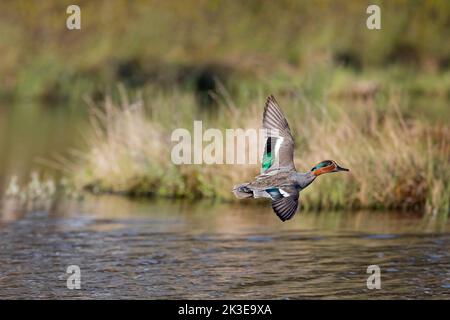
[232, 183, 253, 199]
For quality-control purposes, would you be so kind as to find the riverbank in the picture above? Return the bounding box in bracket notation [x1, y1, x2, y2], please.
[69, 71, 450, 214]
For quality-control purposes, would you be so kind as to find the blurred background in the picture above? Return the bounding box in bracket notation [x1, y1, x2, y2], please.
[0, 0, 449, 211]
[0, 0, 450, 300]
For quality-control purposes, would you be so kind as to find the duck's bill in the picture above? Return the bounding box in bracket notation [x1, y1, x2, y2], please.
[336, 165, 349, 172]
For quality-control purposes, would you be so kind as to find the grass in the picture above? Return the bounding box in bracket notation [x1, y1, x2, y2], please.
[2, 1, 449, 214]
[4, 172, 81, 213]
[71, 77, 450, 214]
[1, 0, 449, 101]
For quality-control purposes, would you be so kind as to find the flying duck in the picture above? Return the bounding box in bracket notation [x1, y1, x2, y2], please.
[233, 95, 349, 221]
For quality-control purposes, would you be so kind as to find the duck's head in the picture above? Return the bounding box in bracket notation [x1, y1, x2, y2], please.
[311, 160, 349, 176]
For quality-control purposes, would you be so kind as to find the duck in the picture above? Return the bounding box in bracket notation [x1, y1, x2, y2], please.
[232, 95, 349, 222]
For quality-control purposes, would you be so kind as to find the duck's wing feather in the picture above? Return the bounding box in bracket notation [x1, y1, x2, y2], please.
[261, 95, 296, 174]
[271, 186, 299, 221]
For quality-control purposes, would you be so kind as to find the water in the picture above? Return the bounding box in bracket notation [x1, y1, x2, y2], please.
[0, 101, 86, 191]
[0, 195, 448, 299]
[0, 99, 449, 299]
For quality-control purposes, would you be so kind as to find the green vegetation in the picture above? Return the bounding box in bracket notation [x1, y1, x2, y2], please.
[1, 1, 450, 101]
[72, 77, 450, 214]
[1, 1, 449, 214]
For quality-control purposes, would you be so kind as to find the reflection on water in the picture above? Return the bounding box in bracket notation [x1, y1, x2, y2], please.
[0, 102, 87, 192]
[0, 195, 449, 299]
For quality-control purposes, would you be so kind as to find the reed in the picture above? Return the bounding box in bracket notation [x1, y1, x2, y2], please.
[73, 87, 450, 214]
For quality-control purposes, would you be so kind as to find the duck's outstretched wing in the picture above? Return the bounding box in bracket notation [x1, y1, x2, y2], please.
[271, 186, 299, 221]
[261, 95, 296, 174]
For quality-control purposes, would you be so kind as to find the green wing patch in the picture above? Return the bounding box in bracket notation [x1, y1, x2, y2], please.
[262, 152, 273, 171]
[262, 136, 278, 172]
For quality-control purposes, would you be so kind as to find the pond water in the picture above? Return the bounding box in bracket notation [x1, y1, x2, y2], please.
[0, 195, 449, 299]
[0, 101, 87, 192]
[0, 99, 449, 299]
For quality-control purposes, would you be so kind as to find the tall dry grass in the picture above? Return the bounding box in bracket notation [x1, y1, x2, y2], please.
[73, 89, 450, 214]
